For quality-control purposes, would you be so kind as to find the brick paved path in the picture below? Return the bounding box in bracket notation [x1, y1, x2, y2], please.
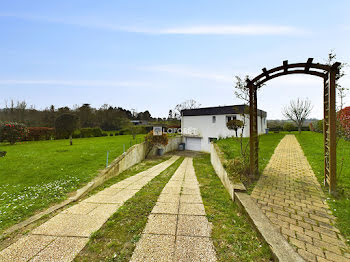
[0, 156, 179, 262]
[251, 135, 350, 262]
[131, 157, 217, 262]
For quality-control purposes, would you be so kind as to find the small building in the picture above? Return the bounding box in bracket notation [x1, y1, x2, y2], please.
[181, 105, 267, 152]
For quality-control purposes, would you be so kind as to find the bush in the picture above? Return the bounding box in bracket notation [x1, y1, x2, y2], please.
[338, 107, 350, 140]
[92, 127, 103, 137]
[102, 133, 108, 137]
[80, 128, 94, 138]
[115, 132, 119, 136]
[0, 122, 28, 144]
[314, 120, 323, 133]
[283, 122, 295, 132]
[26, 127, 55, 141]
[72, 129, 81, 138]
[109, 133, 113, 136]
[144, 131, 168, 156]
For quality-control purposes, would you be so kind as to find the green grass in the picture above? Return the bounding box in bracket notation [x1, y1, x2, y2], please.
[215, 133, 285, 190]
[0, 134, 144, 233]
[75, 157, 184, 262]
[193, 154, 273, 261]
[295, 131, 350, 243]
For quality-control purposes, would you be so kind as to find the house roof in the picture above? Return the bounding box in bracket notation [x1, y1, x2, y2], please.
[181, 105, 267, 118]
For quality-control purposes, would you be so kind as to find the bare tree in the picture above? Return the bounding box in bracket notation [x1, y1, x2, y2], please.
[174, 99, 201, 118]
[325, 50, 348, 110]
[283, 98, 313, 134]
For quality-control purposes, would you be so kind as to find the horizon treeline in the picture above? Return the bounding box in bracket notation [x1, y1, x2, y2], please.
[0, 100, 167, 131]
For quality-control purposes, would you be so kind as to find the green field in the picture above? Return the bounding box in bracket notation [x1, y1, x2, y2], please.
[0, 135, 144, 233]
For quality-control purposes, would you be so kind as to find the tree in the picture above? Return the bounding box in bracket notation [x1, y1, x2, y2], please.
[283, 122, 295, 132]
[55, 114, 78, 145]
[282, 98, 313, 134]
[0, 122, 28, 144]
[174, 99, 201, 118]
[326, 50, 348, 110]
[226, 119, 244, 137]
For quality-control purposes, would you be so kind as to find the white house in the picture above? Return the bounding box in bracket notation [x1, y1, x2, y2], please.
[181, 105, 267, 152]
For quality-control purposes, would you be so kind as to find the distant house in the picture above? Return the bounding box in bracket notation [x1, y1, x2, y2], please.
[181, 105, 267, 152]
[130, 120, 149, 125]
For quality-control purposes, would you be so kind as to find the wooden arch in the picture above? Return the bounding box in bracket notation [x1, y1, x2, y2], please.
[247, 58, 341, 194]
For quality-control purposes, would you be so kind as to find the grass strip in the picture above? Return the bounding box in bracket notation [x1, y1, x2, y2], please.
[74, 157, 184, 262]
[193, 153, 273, 262]
[295, 131, 350, 243]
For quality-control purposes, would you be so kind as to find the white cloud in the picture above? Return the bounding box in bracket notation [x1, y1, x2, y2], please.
[0, 79, 150, 87]
[0, 13, 303, 36]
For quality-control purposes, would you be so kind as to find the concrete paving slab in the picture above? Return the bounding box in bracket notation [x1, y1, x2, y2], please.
[32, 213, 107, 237]
[0, 235, 56, 262]
[152, 202, 179, 214]
[30, 236, 88, 262]
[109, 180, 132, 189]
[96, 187, 124, 196]
[174, 236, 217, 262]
[182, 187, 201, 195]
[179, 203, 206, 216]
[161, 186, 182, 195]
[88, 203, 121, 219]
[157, 194, 180, 203]
[143, 214, 177, 235]
[180, 194, 203, 204]
[130, 234, 175, 262]
[82, 193, 121, 204]
[177, 215, 211, 237]
[62, 202, 99, 215]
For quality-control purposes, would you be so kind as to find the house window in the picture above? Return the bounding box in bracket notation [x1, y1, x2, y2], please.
[208, 137, 217, 144]
[212, 116, 216, 123]
[226, 115, 237, 122]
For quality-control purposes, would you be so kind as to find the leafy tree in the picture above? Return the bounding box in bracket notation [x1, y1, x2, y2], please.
[283, 98, 313, 134]
[55, 114, 78, 145]
[226, 119, 244, 137]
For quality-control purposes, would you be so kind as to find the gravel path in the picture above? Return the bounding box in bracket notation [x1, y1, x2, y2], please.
[251, 135, 350, 262]
[0, 156, 179, 262]
[131, 157, 217, 262]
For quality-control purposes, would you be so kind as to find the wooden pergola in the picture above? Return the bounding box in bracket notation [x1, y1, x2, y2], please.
[247, 58, 341, 194]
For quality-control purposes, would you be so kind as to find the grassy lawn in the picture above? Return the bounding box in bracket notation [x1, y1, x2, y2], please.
[295, 131, 350, 243]
[0, 134, 144, 233]
[193, 154, 273, 261]
[75, 157, 184, 262]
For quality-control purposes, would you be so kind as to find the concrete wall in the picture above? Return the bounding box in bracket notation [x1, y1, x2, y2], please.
[182, 114, 267, 152]
[75, 136, 182, 198]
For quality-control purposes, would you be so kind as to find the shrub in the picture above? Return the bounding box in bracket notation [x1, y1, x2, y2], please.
[283, 122, 295, 132]
[26, 127, 55, 141]
[109, 133, 114, 136]
[226, 119, 244, 137]
[115, 132, 119, 136]
[338, 107, 350, 140]
[80, 128, 94, 138]
[92, 127, 103, 137]
[144, 131, 168, 156]
[102, 133, 108, 137]
[0, 122, 28, 144]
[72, 129, 81, 138]
[309, 123, 314, 132]
[314, 120, 323, 133]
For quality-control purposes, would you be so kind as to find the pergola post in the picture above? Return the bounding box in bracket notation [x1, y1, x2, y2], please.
[328, 67, 337, 194]
[249, 83, 259, 176]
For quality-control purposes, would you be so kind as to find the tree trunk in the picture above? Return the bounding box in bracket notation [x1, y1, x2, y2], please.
[70, 134, 73, 145]
[298, 126, 301, 134]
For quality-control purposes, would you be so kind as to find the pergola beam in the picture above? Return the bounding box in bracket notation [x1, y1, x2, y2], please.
[305, 58, 314, 72]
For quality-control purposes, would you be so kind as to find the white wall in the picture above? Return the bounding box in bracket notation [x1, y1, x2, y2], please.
[181, 114, 267, 152]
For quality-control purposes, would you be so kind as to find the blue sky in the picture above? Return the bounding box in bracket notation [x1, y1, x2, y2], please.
[1, 0, 349, 119]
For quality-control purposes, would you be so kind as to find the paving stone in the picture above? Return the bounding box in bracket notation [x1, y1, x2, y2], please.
[143, 214, 177, 235]
[182, 187, 201, 195]
[0, 235, 56, 261]
[87, 203, 121, 219]
[29, 236, 88, 262]
[62, 202, 99, 215]
[177, 215, 211, 237]
[180, 194, 203, 204]
[174, 236, 216, 262]
[131, 234, 175, 261]
[96, 187, 124, 196]
[179, 203, 206, 216]
[152, 202, 179, 214]
[157, 194, 180, 203]
[32, 213, 107, 237]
